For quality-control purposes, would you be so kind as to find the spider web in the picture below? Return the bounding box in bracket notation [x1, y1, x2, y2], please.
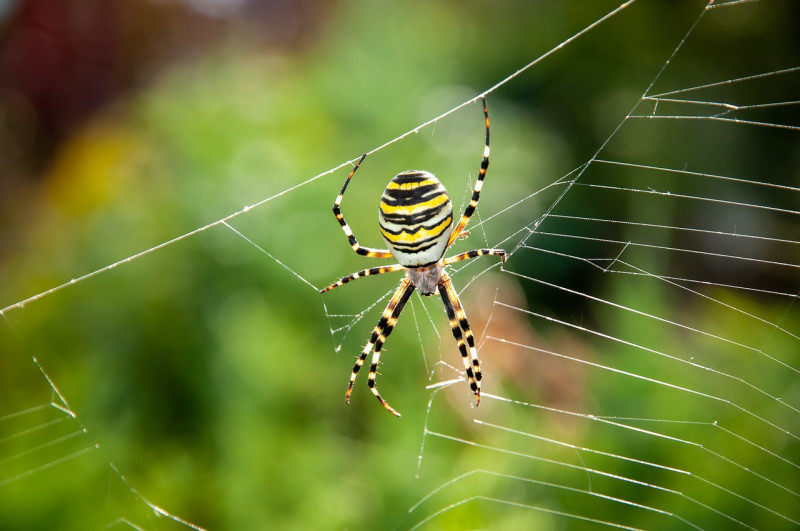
[1, 0, 799, 529]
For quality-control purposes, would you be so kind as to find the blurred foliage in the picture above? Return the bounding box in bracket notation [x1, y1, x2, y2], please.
[1, 0, 799, 529]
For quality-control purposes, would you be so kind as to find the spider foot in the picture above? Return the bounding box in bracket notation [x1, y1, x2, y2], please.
[470, 378, 481, 407]
[377, 396, 402, 417]
[370, 384, 401, 417]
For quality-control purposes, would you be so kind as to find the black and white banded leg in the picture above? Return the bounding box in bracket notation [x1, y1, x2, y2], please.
[447, 96, 491, 246]
[346, 276, 416, 417]
[332, 153, 394, 259]
[438, 271, 482, 404]
[443, 248, 506, 267]
[321, 264, 405, 293]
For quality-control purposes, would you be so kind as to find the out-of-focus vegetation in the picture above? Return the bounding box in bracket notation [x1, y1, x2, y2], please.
[1, 0, 798, 529]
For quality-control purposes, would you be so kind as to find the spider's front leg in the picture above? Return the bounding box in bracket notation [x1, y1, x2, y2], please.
[438, 272, 482, 405]
[346, 276, 415, 417]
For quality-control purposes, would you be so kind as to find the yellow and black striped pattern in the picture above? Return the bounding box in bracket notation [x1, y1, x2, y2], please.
[378, 171, 454, 267]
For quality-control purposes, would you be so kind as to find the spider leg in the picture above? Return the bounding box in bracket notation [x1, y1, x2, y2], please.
[438, 272, 481, 405]
[333, 153, 394, 259]
[367, 281, 415, 417]
[346, 276, 415, 417]
[443, 248, 506, 267]
[320, 264, 405, 293]
[447, 96, 490, 246]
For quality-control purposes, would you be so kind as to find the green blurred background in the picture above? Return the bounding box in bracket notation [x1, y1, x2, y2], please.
[1, 0, 799, 529]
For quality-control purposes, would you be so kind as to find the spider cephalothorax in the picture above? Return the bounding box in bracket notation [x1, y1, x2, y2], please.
[321, 96, 505, 417]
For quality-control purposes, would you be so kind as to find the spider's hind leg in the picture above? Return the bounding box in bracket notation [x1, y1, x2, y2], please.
[447, 95, 490, 246]
[331, 153, 394, 259]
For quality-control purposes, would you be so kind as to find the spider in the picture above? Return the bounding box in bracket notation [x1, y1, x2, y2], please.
[320, 96, 505, 417]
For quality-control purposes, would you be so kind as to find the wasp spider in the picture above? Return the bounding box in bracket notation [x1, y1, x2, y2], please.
[321, 96, 505, 417]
